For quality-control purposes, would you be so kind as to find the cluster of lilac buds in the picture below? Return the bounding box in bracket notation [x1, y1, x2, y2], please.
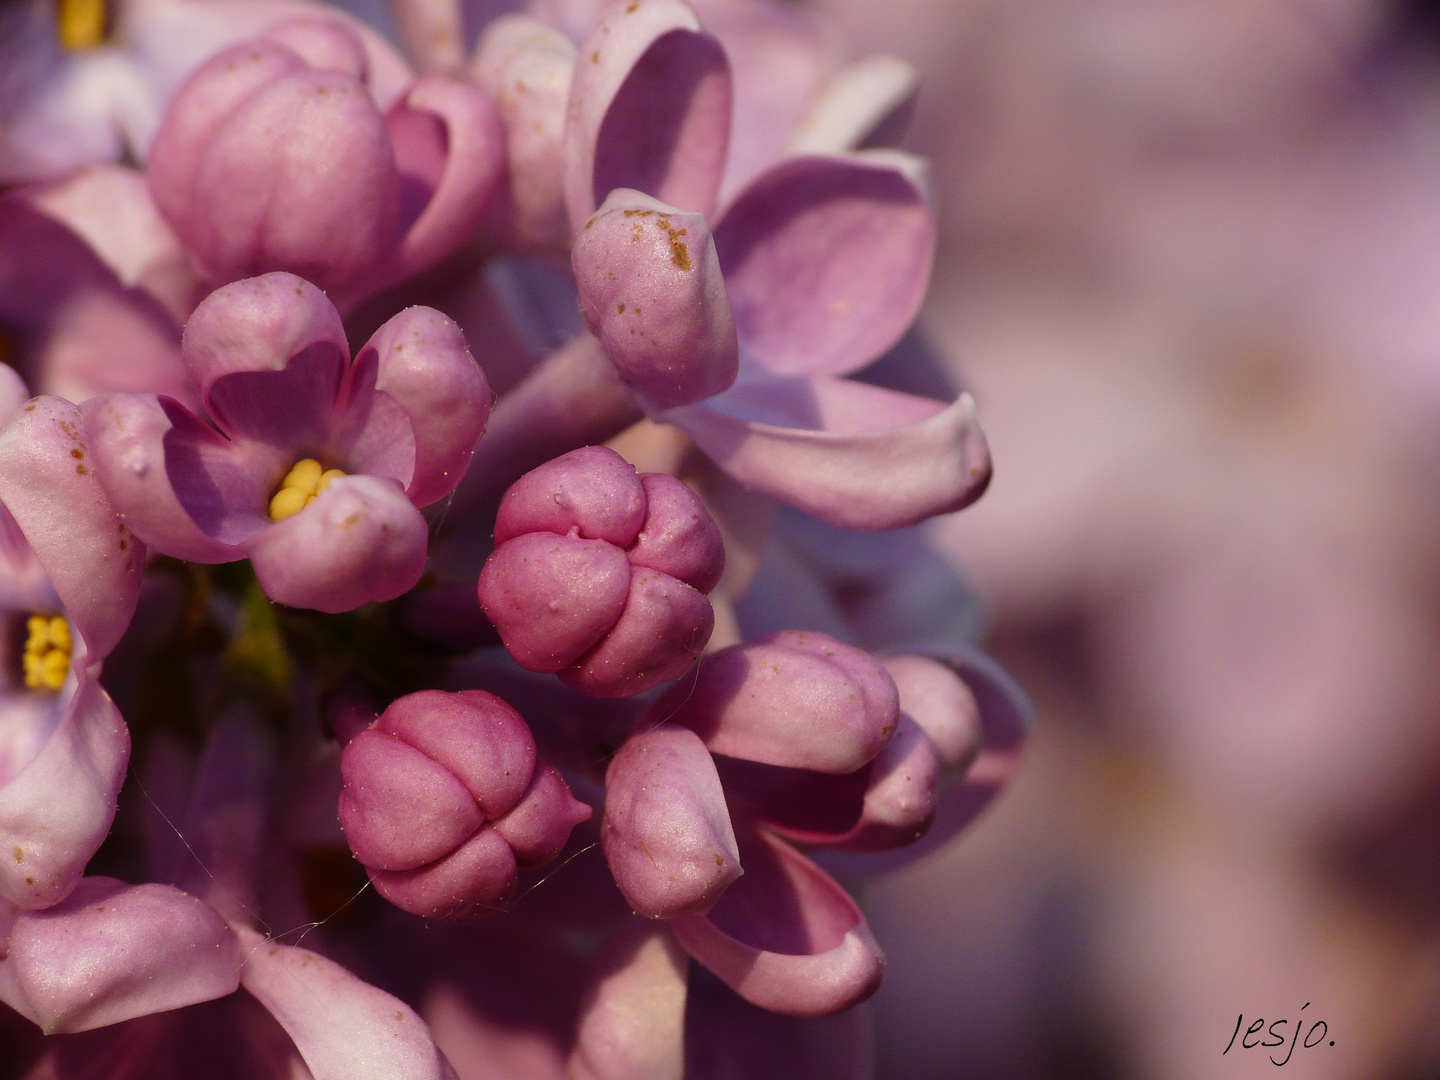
[0, 0, 1028, 1075]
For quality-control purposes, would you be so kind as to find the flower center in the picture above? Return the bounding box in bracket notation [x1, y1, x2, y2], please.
[57, 0, 107, 51]
[269, 459, 346, 522]
[23, 615, 71, 691]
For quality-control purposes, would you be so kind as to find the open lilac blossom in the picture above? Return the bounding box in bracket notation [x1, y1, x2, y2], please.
[338, 688, 591, 917]
[0, 386, 143, 910]
[553, 0, 989, 529]
[146, 15, 504, 308]
[84, 271, 491, 612]
[477, 445, 724, 696]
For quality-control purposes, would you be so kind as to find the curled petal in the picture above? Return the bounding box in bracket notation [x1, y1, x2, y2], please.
[670, 377, 992, 530]
[382, 76, 506, 291]
[825, 714, 941, 852]
[574, 189, 737, 409]
[560, 567, 713, 698]
[81, 393, 242, 564]
[787, 56, 919, 156]
[478, 533, 632, 670]
[493, 445, 646, 548]
[671, 826, 883, 1016]
[180, 272, 348, 413]
[472, 15, 577, 249]
[354, 306, 492, 507]
[0, 396, 144, 660]
[569, 924, 688, 1080]
[713, 152, 933, 378]
[881, 654, 981, 773]
[236, 926, 462, 1080]
[653, 631, 896, 774]
[564, 0, 731, 230]
[628, 473, 725, 593]
[244, 474, 428, 612]
[0, 878, 239, 1034]
[0, 674, 128, 908]
[602, 725, 740, 919]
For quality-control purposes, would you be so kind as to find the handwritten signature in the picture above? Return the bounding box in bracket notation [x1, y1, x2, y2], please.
[1224, 1004, 1333, 1066]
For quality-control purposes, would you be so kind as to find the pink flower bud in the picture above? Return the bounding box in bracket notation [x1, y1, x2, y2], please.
[477, 446, 724, 697]
[338, 690, 591, 918]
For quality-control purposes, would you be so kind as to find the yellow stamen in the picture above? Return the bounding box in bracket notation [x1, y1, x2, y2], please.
[269, 459, 345, 521]
[22, 613, 72, 691]
[57, 0, 107, 51]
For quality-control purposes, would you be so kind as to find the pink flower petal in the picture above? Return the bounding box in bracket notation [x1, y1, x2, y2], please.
[670, 376, 992, 530]
[352, 305, 492, 507]
[243, 474, 429, 613]
[786, 55, 919, 157]
[0, 877, 240, 1034]
[602, 725, 741, 919]
[713, 152, 933, 378]
[493, 444, 647, 548]
[563, 0, 731, 230]
[0, 396, 144, 661]
[573, 188, 738, 409]
[0, 673, 128, 909]
[236, 925, 461, 1080]
[671, 825, 883, 1016]
[568, 924, 688, 1080]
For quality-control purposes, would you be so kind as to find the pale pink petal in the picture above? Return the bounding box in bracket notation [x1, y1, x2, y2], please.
[0, 396, 144, 661]
[671, 826, 884, 1016]
[0, 672, 129, 909]
[243, 474, 429, 613]
[0, 877, 240, 1034]
[568, 924, 688, 1080]
[391, 0, 465, 70]
[786, 55, 918, 157]
[563, 0, 731, 230]
[881, 654, 981, 773]
[236, 926, 461, 1080]
[670, 377, 991, 530]
[713, 152, 933, 378]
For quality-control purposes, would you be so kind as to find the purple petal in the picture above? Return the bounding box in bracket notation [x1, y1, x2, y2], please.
[471, 15, 577, 249]
[243, 474, 428, 613]
[573, 189, 738, 409]
[713, 152, 933, 378]
[0, 673, 128, 908]
[786, 56, 919, 156]
[671, 825, 883, 1016]
[377, 690, 536, 820]
[564, 0, 732, 230]
[180, 273, 347, 436]
[478, 532, 632, 671]
[339, 729, 484, 871]
[236, 926, 462, 1080]
[601, 725, 741, 919]
[0, 396, 144, 661]
[652, 631, 897, 774]
[0, 877, 240, 1034]
[628, 473, 725, 593]
[491, 760, 594, 867]
[568, 924, 688, 1080]
[379, 76, 505, 293]
[350, 306, 491, 507]
[261, 16, 369, 78]
[493, 445, 646, 548]
[824, 713, 942, 852]
[81, 394, 242, 563]
[670, 377, 992, 530]
[560, 567, 713, 698]
[881, 654, 981, 773]
[367, 824, 518, 919]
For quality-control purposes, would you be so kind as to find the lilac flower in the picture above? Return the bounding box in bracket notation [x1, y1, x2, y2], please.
[337, 688, 592, 917]
[0, 378, 143, 910]
[477, 445, 725, 696]
[145, 15, 504, 308]
[83, 271, 491, 612]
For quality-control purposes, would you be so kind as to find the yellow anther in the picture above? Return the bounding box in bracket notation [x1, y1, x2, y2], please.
[21, 613, 72, 691]
[269, 459, 346, 521]
[57, 0, 106, 51]
[316, 469, 345, 495]
[268, 486, 310, 522]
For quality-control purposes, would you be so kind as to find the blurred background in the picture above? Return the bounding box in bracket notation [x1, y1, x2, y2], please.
[806, 1, 1440, 1076]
